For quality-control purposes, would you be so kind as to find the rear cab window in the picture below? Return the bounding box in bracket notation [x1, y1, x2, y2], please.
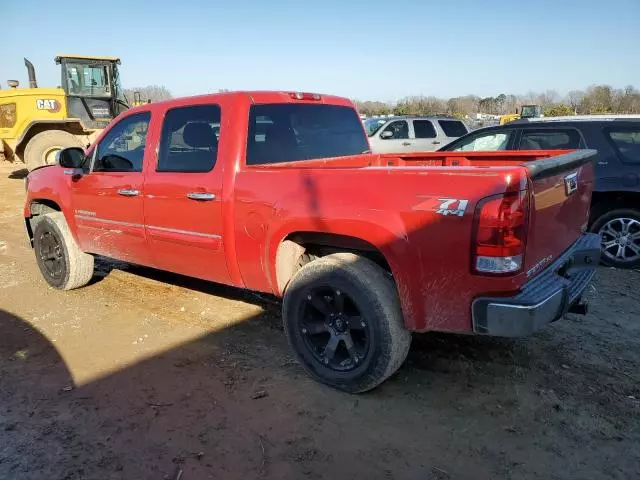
[438, 120, 468, 137]
[605, 127, 640, 163]
[519, 129, 582, 150]
[246, 104, 369, 165]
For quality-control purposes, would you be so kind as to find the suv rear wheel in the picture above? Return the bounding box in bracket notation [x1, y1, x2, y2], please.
[590, 208, 640, 268]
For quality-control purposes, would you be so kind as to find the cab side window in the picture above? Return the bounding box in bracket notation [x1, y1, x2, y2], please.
[157, 105, 220, 172]
[93, 112, 150, 172]
[381, 120, 409, 140]
[519, 129, 582, 150]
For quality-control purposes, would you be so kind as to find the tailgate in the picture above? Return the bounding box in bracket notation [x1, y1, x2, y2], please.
[523, 150, 597, 278]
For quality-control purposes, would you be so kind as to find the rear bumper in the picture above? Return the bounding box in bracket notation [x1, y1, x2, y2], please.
[472, 233, 600, 337]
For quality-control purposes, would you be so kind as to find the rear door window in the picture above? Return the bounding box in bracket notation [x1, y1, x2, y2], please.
[157, 105, 221, 172]
[438, 120, 468, 137]
[246, 104, 369, 165]
[518, 129, 582, 150]
[413, 120, 437, 139]
[605, 127, 640, 163]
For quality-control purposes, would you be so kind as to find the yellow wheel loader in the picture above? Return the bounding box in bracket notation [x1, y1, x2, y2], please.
[499, 105, 543, 125]
[0, 55, 130, 171]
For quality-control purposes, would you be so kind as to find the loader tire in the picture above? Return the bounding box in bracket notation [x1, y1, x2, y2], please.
[24, 130, 84, 171]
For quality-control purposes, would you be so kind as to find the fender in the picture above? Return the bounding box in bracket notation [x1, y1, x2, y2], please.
[266, 206, 426, 331]
[24, 167, 81, 246]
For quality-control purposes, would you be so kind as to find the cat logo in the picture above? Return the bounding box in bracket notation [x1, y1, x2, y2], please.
[36, 99, 61, 113]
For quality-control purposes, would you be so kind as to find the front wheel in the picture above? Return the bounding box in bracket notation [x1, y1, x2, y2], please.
[283, 253, 411, 393]
[590, 208, 640, 268]
[33, 212, 94, 290]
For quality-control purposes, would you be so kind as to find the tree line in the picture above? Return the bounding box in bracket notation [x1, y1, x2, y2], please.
[355, 85, 640, 118]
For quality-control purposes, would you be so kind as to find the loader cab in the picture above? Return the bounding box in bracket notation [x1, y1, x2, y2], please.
[55, 55, 129, 129]
[520, 105, 542, 119]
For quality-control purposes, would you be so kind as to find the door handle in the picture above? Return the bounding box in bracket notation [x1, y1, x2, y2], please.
[117, 189, 140, 197]
[432, 141, 441, 145]
[402, 142, 412, 146]
[187, 192, 216, 201]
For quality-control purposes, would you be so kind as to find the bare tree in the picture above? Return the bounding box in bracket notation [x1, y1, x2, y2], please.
[566, 90, 584, 114]
[123, 85, 173, 103]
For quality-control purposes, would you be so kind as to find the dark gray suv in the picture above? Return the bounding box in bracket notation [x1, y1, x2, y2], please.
[441, 115, 640, 268]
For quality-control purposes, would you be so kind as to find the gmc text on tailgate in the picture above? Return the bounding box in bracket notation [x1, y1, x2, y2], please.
[23, 91, 600, 393]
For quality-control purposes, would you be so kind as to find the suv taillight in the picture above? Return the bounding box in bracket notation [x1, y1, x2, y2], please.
[472, 190, 529, 274]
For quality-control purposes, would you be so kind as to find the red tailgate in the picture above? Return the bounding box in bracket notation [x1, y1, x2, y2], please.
[523, 150, 596, 278]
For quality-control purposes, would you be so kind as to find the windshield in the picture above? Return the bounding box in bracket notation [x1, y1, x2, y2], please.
[364, 118, 388, 137]
[521, 105, 538, 118]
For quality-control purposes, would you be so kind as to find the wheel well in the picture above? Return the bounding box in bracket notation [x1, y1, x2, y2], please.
[25, 200, 62, 246]
[275, 232, 392, 293]
[16, 122, 88, 159]
[590, 191, 640, 225]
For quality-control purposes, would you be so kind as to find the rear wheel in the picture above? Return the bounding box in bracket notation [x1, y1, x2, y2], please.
[24, 130, 84, 171]
[283, 253, 411, 393]
[590, 208, 640, 268]
[33, 212, 94, 290]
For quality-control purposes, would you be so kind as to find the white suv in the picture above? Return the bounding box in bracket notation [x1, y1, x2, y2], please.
[365, 116, 469, 153]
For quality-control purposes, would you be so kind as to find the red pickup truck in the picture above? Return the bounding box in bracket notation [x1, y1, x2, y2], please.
[24, 91, 600, 392]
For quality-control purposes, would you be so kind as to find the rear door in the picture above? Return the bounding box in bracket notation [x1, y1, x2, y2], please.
[598, 123, 640, 192]
[143, 103, 232, 284]
[70, 111, 152, 264]
[412, 119, 440, 151]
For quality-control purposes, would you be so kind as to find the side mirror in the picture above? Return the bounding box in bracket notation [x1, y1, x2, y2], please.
[56, 147, 85, 169]
[380, 130, 394, 139]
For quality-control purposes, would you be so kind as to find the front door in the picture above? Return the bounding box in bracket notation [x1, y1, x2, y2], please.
[70, 111, 152, 265]
[143, 103, 231, 284]
[377, 120, 412, 153]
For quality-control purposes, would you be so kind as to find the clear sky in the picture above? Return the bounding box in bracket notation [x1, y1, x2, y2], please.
[4, 0, 639, 101]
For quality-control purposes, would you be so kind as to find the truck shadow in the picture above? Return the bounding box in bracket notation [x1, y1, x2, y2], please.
[0, 299, 529, 480]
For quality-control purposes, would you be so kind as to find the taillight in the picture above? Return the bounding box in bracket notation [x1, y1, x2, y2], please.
[289, 92, 321, 101]
[472, 190, 529, 274]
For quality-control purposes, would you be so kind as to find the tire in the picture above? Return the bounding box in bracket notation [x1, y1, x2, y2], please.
[283, 253, 411, 393]
[24, 130, 84, 171]
[33, 212, 94, 290]
[589, 208, 640, 269]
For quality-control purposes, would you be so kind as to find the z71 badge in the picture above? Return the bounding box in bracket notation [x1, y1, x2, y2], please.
[412, 197, 469, 217]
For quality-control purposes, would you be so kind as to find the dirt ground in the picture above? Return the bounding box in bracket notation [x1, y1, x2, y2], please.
[0, 162, 638, 480]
